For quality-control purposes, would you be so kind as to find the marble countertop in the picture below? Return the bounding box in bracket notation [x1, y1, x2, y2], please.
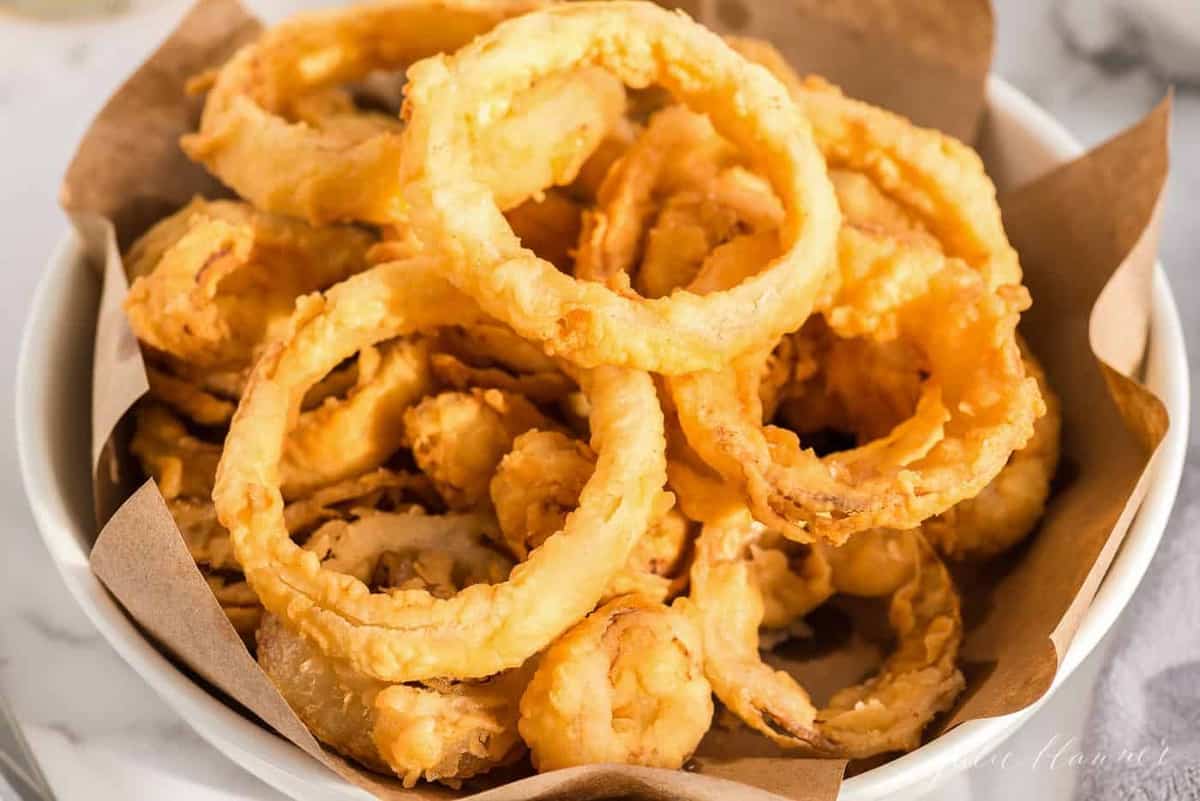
[0, 1, 1194, 799]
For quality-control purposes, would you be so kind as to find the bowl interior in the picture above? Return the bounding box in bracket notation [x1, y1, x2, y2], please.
[16, 76, 1189, 801]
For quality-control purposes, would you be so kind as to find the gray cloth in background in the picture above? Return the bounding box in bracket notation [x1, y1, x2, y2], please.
[1074, 462, 1200, 800]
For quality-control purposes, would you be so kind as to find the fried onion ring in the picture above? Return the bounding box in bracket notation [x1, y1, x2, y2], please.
[575, 107, 784, 298]
[671, 254, 1040, 543]
[123, 198, 373, 370]
[815, 532, 965, 757]
[145, 364, 236, 426]
[687, 508, 831, 750]
[426, 322, 577, 403]
[403, 389, 555, 510]
[489, 430, 689, 601]
[923, 348, 1062, 560]
[689, 508, 963, 757]
[258, 614, 530, 787]
[182, 0, 626, 224]
[399, 2, 839, 372]
[281, 339, 433, 499]
[518, 594, 712, 770]
[131, 402, 222, 500]
[728, 37, 1020, 291]
[214, 258, 666, 681]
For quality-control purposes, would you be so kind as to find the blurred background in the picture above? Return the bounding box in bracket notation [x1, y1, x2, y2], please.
[0, 1, 1195, 799]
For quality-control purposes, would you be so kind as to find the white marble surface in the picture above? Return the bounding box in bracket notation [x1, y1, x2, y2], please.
[0, 1, 1195, 799]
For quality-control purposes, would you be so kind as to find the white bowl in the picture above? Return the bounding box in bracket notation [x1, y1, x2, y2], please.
[16, 76, 1189, 801]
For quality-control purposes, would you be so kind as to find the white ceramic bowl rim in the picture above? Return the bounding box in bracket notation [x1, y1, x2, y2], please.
[15, 75, 1190, 801]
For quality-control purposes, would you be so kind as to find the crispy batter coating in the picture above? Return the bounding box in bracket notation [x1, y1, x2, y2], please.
[778, 336, 1061, 562]
[490, 430, 689, 601]
[258, 614, 530, 787]
[689, 508, 963, 757]
[131, 402, 222, 500]
[575, 106, 739, 287]
[435, 323, 561, 376]
[258, 511, 532, 785]
[688, 509, 832, 750]
[173, 469, 436, 573]
[378, 191, 586, 276]
[489, 430, 595, 560]
[137, 341, 434, 503]
[403, 388, 555, 510]
[282, 468, 440, 534]
[146, 363, 236, 426]
[429, 352, 575, 404]
[519, 595, 712, 770]
[818, 529, 914, 599]
[602, 504, 692, 603]
[142, 14, 1066, 782]
[628, 52, 1037, 541]
[215, 259, 667, 682]
[123, 197, 373, 370]
[281, 339, 434, 499]
[816, 532, 965, 757]
[504, 189, 584, 272]
[673, 248, 1040, 544]
[372, 669, 530, 788]
[303, 511, 514, 593]
[748, 531, 834, 629]
[729, 37, 1021, 290]
[181, 0, 625, 223]
[924, 349, 1062, 560]
[169, 469, 439, 646]
[400, 4, 840, 372]
[428, 323, 575, 405]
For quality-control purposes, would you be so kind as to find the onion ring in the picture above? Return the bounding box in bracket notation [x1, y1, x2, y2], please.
[131, 402, 222, 500]
[260, 513, 530, 785]
[403, 388, 556, 510]
[727, 37, 1020, 291]
[282, 468, 441, 533]
[303, 511, 514, 597]
[815, 531, 965, 757]
[281, 339, 433, 499]
[489, 430, 688, 602]
[214, 258, 666, 681]
[181, 0, 626, 224]
[427, 322, 576, 402]
[518, 594, 712, 770]
[689, 508, 963, 757]
[923, 348, 1062, 560]
[687, 508, 830, 750]
[398, 1, 839, 372]
[429, 352, 575, 404]
[818, 528, 915, 600]
[137, 341, 434, 503]
[123, 198, 373, 370]
[672, 258, 1040, 542]
[145, 364, 237, 426]
[258, 615, 530, 787]
[575, 106, 784, 297]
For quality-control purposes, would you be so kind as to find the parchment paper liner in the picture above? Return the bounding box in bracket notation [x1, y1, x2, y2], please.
[59, 0, 1171, 798]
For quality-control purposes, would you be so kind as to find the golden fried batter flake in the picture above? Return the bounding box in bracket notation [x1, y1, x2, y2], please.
[519, 595, 712, 770]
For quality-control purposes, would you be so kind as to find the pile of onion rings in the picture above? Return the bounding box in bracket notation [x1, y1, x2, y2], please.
[116, 0, 1058, 787]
